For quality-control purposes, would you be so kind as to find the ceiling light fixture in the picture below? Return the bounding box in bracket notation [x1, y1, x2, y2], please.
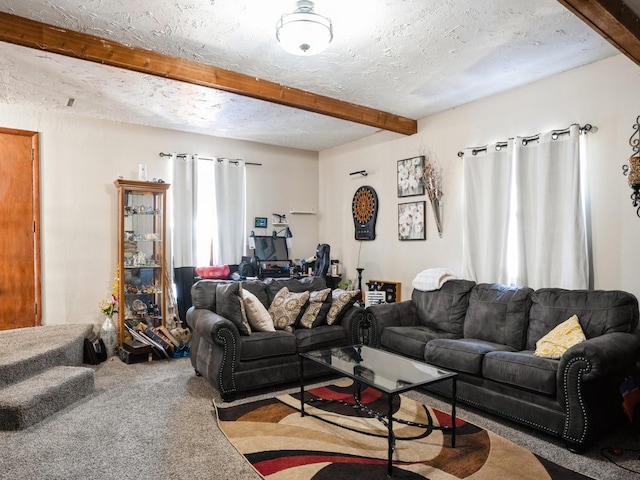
[276, 0, 333, 56]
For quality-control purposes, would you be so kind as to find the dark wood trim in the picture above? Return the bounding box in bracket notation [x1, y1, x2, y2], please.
[558, 0, 640, 66]
[0, 12, 417, 136]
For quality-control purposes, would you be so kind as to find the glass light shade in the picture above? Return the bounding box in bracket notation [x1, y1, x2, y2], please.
[276, 10, 333, 56]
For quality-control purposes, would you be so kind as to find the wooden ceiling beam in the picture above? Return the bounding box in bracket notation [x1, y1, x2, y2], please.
[0, 12, 417, 136]
[557, 0, 640, 66]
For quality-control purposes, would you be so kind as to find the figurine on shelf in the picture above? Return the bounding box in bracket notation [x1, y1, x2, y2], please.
[132, 251, 147, 267]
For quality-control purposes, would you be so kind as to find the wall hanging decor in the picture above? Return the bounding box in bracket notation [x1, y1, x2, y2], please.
[352, 186, 378, 240]
[421, 149, 444, 237]
[397, 156, 425, 197]
[398, 201, 426, 240]
[622, 115, 640, 217]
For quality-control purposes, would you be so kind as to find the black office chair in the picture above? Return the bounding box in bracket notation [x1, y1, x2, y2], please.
[314, 244, 330, 277]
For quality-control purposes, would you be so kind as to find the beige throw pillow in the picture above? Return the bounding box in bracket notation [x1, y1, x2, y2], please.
[242, 289, 275, 332]
[299, 288, 331, 328]
[534, 314, 586, 359]
[268, 287, 310, 333]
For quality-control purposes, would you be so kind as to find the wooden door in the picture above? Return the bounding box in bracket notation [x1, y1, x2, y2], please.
[0, 128, 41, 330]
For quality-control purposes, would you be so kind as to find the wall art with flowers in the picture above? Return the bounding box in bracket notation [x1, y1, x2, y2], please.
[397, 156, 425, 198]
[398, 201, 426, 241]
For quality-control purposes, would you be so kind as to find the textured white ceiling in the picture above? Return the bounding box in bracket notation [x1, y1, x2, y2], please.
[0, 0, 621, 151]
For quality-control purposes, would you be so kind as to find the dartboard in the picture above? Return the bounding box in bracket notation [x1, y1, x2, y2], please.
[352, 186, 378, 240]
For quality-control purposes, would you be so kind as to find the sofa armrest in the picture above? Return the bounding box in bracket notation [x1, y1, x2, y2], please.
[558, 330, 640, 447]
[339, 305, 367, 345]
[186, 306, 242, 398]
[365, 300, 419, 348]
[560, 330, 640, 382]
[187, 306, 241, 348]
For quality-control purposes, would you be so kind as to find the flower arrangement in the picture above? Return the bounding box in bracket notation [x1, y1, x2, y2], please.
[420, 147, 444, 237]
[99, 294, 118, 317]
[99, 265, 120, 317]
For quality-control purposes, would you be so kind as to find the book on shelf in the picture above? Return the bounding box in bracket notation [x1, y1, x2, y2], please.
[124, 321, 170, 359]
[139, 323, 174, 356]
[157, 325, 181, 347]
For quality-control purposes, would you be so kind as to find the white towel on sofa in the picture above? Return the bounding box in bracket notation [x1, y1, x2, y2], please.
[412, 268, 457, 291]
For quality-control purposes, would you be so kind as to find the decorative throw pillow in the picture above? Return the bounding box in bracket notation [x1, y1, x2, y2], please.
[215, 282, 251, 335]
[242, 289, 275, 332]
[299, 288, 331, 329]
[326, 289, 360, 326]
[534, 314, 586, 359]
[268, 287, 310, 333]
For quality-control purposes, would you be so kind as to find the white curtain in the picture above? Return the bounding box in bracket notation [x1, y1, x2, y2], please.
[462, 143, 513, 284]
[213, 158, 246, 265]
[462, 125, 589, 289]
[172, 154, 196, 268]
[172, 155, 246, 267]
[512, 125, 588, 289]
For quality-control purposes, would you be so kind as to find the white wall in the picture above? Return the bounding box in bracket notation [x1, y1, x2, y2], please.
[0, 104, 319, 328]
[319, 54, 640, 302]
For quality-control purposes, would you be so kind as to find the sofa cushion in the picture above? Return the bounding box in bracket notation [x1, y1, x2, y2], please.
[483, 350, 558, 396]
[191, 279, 232, 311]
[269, 287, 310, 333]
[326, 289, 361, 325]
[295, 325, 348, 352]
[242, 289, 275, 332]
[527, 288, 640, 350]
[216, 282, 251, 335]
[411, 279, 476, 335]
[264, 276, 327, 304]
[241, 280, 270, 309]
[239, 331, 297, 361]
[299, 288, 332, 328]
[425, 338, 516, 375]
[464, 284, 533, 350]
[381, 326, 459, 360]
[534, 314, 585, 359]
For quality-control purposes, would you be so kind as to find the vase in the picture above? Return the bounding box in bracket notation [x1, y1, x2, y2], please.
[430, 197, 443, 238]
[100, 315, 118, 357]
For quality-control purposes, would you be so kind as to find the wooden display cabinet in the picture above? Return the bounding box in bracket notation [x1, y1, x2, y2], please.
[114, 179, 170, 346]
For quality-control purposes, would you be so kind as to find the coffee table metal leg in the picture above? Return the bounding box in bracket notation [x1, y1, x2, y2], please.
[451, 376, 457, 448]
[388, 393, 394, 477]
[299, 354, 305, 417]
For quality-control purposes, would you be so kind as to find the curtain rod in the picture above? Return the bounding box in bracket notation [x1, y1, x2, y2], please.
[158, 152, 261, 165]
[456, 123, 595, 157]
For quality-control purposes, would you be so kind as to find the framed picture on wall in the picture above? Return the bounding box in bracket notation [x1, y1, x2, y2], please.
[397, 156, 425, 197]
[398, 201, 426, 241]
[254, 217, 268, 228]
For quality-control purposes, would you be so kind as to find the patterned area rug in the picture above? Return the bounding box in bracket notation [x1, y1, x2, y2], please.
[216, 379, 593, 480]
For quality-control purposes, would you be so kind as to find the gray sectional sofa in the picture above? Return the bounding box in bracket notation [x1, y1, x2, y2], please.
[365, 280, 640, 451]
[187, 276, 365, 400]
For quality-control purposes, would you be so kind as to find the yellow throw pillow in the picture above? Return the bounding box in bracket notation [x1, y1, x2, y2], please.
[534, 314, 586, 359]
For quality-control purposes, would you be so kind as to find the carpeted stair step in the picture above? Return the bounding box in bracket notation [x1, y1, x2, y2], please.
[0, 366, 95, 430]
[0, 324, 94, 388]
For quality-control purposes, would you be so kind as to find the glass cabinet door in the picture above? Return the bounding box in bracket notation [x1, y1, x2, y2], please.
[114, 179, 170, 346]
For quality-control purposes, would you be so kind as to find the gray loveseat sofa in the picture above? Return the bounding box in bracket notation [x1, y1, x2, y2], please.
[365, 280, 640, 451]
[187, 276, 365, 400]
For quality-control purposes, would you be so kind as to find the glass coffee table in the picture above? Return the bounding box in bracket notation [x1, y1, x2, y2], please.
[299, 345, 457, 477]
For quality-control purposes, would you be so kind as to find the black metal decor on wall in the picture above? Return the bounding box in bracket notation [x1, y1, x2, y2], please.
[622, 115, 640, 217]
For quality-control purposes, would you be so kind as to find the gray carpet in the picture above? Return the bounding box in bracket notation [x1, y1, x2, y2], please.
[0, 357, 638, 480]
